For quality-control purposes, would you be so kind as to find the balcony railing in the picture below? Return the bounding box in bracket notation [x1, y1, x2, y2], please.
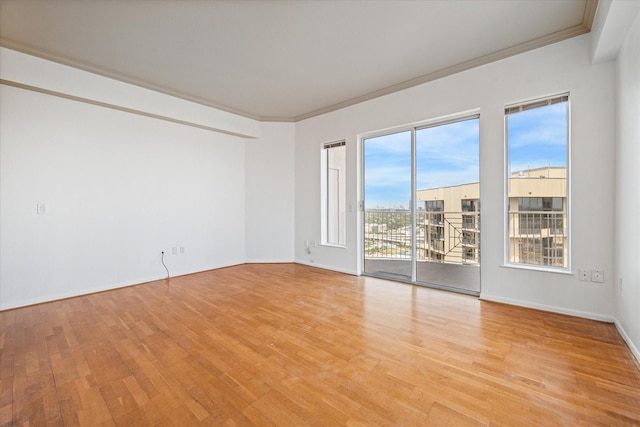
[364, 210, 415, 259]
[364, 209, 480, 265]
[507, 211, 567, 267]
[508, 211, 566, 237]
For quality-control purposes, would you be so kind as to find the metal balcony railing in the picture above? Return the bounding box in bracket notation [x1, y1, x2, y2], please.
[507, 211, 567, 267]
[507, 212, 566, 237]
[364, 209, 480, 265]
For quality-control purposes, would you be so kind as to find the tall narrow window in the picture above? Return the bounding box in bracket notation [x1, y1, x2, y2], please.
[506, 94, 569, 269]
[321, 141, 346, 246]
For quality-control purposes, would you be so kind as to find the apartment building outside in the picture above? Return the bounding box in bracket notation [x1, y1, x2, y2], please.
[417, 182, 480, 265]
[416, 166, 567, 268]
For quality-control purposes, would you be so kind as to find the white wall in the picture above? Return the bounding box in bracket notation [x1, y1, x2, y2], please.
[245, 122, 296, 262]
[295, 34, 617, 320]
[0, 84, 247, 309]
[614, 12, 640, 360]
[0, 48, 297, 310]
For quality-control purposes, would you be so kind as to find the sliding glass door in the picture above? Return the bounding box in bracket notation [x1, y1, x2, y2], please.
[415, 118, 480, 292]
[363, 116, 480, 294]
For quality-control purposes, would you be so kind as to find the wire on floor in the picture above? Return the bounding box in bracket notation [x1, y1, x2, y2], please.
[161, 251, 170, 278]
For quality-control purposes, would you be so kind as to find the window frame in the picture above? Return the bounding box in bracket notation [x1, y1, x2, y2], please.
[321, 140, 347, 247]
[503, 93, 571, 273]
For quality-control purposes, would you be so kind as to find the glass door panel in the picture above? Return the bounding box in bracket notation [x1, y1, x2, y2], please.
[415, 118, 480, 293]
[363, 131, 412, 280]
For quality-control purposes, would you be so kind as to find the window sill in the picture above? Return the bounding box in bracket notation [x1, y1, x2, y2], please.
[320, 243, 347, 249]
[500, 263, 573, 275]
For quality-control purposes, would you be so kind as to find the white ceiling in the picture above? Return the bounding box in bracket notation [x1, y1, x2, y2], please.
[0, 0, 596, 121]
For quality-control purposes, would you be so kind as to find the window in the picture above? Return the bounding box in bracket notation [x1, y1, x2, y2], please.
[506, 94, 569, 269]
[424, 199, 445, 259]
[463, 247, 476, 262]
[461, 199, 477, 212]
[462, 199, 478, 232]
[426, 200, 444, 211]
[462, 215, 476, 230]
[518, 197, 563, 212]
[426, 200, 444, 224]
[321, 141, 346, 246]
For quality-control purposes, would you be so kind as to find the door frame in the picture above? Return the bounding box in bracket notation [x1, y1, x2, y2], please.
[358, 110, 481, 295]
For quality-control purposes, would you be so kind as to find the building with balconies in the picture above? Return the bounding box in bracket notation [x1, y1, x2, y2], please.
[417, 182, 480, 265]
[417, 166, 567, 268]
[508, 166, 567, 267]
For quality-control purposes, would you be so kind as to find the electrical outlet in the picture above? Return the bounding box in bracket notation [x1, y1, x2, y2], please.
[591, 269, 604, 283]
[579, 269, 590, 282]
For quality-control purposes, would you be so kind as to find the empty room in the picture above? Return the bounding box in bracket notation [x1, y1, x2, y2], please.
[1, 0, 639, 425]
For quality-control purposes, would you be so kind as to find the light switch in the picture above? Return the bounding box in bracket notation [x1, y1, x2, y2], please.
[37, 203, 47, 214]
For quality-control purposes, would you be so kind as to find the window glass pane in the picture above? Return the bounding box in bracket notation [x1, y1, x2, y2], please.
[363, 131, 412, 278]
[364, 131, 412, 210]
[416, 117, 480, 276]
[507, 97, 568, 268]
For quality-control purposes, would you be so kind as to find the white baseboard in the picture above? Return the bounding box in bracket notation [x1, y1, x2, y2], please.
[479, 293, 615, 323]
[294, 259, 358, 276]
[0, 262, 243, 311]
[613, 319, 640, 367]
[0, 274, 165, 311]
[245, 259, 295, 264]
[474, 294, 640, 367]
[0, 261, 345, 311]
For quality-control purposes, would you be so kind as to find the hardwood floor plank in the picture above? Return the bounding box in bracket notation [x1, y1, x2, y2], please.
[1, 263, 639, 425]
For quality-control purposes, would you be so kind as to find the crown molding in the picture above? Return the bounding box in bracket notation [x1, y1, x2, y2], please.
[0, 37, 268, 122]
[1, 0, 597, 123]
[294, 24, 594, 121]
[583, 0, 599, 31]
[0, 78, 255, 138]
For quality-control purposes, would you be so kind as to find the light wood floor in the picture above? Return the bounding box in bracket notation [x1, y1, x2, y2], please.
[1, 263, 639, 426]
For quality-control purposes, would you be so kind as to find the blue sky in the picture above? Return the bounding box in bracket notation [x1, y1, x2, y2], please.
[364, 119, 479, 209]
[363, 130, 412, 209]
[364, 103, 567, 209]
[507, 102, 567, 174]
